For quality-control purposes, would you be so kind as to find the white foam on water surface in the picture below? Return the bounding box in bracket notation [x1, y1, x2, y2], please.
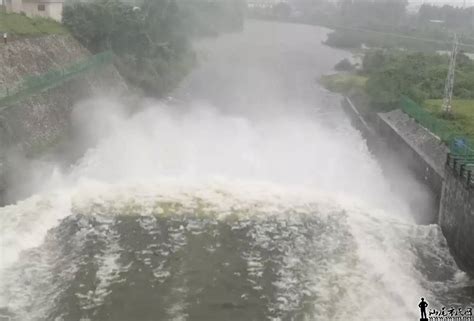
[0, 98, 460, 319]
[0, 21, 464, 318]
[0, 176, 438, 318]
[0, 193, 72, 307]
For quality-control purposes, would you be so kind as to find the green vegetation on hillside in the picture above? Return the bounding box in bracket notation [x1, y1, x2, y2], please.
[0, 12, 67, 35]
[321, 50, 474, 141]
[63, 0, 245, 97]
[361, 50, 474, 106]
[323, 50, 474, 106]
[319, 73, 366, 94]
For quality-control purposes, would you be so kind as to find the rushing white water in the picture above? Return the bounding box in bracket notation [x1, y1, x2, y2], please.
[0, 21, 469, 321]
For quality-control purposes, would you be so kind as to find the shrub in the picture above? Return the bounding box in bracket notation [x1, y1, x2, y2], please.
[63, 0, 243, 97]
[334, 58, 355, 71]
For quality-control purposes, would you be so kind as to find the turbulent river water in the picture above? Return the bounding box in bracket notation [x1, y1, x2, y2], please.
[0, 21, 473, 321]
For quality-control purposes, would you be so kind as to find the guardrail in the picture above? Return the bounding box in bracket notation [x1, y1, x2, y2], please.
[446, 153, 474, 188]
[0, 50, 113, 108]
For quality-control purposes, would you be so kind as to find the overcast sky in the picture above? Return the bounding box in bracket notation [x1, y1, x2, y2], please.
[409, 0, 474, 6]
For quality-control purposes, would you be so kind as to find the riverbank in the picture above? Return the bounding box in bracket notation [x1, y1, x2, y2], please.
[320, 48, 474, 146]
[320, 45, 474, 274]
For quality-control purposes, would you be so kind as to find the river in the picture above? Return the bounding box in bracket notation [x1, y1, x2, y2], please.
[0, 20, 472, 321]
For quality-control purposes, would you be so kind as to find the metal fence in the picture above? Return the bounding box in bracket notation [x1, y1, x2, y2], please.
[0, 50, 113, 106]
[446, 153, 474, 188]
[400, 96, 474, 156]
[400, 96, 474, 186]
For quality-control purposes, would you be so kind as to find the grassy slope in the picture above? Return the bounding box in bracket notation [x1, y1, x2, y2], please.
[319, 73, 367, 94]
[424, 99, 474, 140]
[0, 12, 67, 35]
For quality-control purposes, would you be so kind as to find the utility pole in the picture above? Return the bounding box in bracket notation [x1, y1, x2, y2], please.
[442, 33, 459, 116]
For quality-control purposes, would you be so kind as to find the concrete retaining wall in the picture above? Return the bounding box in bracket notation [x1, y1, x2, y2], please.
[375, 109, 448, 201]
[343, 96, 474, 274]
[439, 166, 474, 272]
[342, 97, 448, 222]
[0, 35, 127, 153]
[0, 35, 128, 204]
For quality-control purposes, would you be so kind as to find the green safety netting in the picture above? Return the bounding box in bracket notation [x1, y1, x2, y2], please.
[0, 50, 113, 106]
[400, 96, 474, 157]
[400, 96, 474, 184]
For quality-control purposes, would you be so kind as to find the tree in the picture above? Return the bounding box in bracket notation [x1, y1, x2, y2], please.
[63, 0, 245, 97]
[273, 2, 292, 19]
[362, 50, 388, 74]
[337, 0, 408, 29]
[334, 58, 355, 71]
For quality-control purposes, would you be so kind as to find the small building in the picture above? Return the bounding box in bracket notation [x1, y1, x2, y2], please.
[4, 0, 64, 22]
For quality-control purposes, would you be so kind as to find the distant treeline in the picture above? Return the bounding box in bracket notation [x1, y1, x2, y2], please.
[248, 0, 474, 52]
[323, 1, 474, 52]
[418, 4, 474, 30]
[63, 0, 245, 97]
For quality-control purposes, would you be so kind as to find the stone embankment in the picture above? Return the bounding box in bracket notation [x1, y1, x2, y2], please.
[0, 35, 128, 204]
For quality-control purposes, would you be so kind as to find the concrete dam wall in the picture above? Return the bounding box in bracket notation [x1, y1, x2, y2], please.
[342, 97, 448, 222]
[439, 161, 474, 272]
[342, 96, 474, 275]
[375, 109, 448, 203]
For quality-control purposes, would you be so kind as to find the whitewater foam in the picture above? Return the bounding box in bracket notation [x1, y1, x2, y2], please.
[0, 20, 464, 320]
